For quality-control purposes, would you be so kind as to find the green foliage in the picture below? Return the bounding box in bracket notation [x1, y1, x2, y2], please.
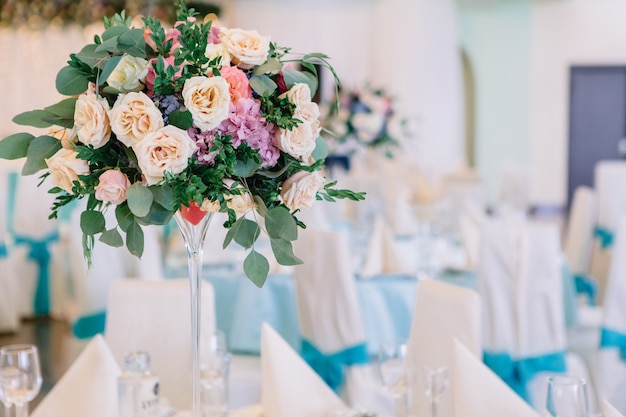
[0, 133, 35, 160]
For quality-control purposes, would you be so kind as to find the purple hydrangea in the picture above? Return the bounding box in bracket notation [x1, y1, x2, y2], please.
[153, 94, 182, 124]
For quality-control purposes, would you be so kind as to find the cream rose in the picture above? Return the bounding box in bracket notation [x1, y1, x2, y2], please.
[48, 126, 78, 150]
[95, 169, 131, 205]
[45, 148, 89, 193]
[74, 93, 112, 149]
[133, 125, 196, 185]
[200, 198, 221, 213]
[280, 170, 325, 211]
[275, 122, 317, 163]
[182, 76, 230, 131]
[110, 92, 164, 147]
[205, 43, 232, 69]
[294, 101, 320, 125]
[224, 179, 256, 214]
[219, 28, 270, 69]
[107, 55, 149, 93]
[282, 83, 313, 107]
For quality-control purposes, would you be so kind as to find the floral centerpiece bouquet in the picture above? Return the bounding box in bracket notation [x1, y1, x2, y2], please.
[322, 83, 405, 159]
[0, 1, 363, 287]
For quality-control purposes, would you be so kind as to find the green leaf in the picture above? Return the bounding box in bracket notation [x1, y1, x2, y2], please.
[118, 29, 146, 57]
[253, 196, 268, 217]
[99, 55, 122, 86]
[233, 158, 262, 177]
[94, 36, 120, 53]
[44, 98, 78, 118]
[234, 219, 261, 249]
[244, 250, 270, 288]
[0, 132, 35, 160]
[312, 136, 329, 161]
[149, 185, 175, 211]
[126, 221, 144, 257]
[115, 204, 134, 232]
[80, 210, 106, 235]
[75, 44, 110, 68]
[102, 25, 128, 41]
[249, 74, 277, 96]
[22, 135, 62, 175]
[282, 69, 317, 96]
[270, 237, 303, 266]
[253, 57, 282, 75]
[136, 202, 175, 226]
[265, 206, 298, 241]
[56, 66, 90, 96]
[127, 183, 154, 217]
[223, 216, 244, 249]
[99, 228, 124, 247]
[168, 109, 193, 130]
[13, 110, 56, 128]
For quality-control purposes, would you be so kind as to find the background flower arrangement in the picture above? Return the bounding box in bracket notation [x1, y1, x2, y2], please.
[321, 83, 406, 159]
[0, 1, 364, 286]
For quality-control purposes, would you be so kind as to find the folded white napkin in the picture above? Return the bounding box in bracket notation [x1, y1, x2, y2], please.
[604, 400, 625, 417]
[31, 335, 120, 417]
[452, 339, 540, 417]
[261, 323, 347, 417]
[360, 217, 409, 278]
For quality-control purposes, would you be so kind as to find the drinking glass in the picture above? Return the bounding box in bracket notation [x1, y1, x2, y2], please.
[422, 365, 449, 417]
[0, 386, 11, 417]
[200, 344, 231, 417]
[546, 375, 590, 417]
[377, 341, 417, 417]
[0, 345, 42, 417]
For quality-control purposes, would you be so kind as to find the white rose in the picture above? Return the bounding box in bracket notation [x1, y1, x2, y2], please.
[182, 76, 230, 131]
[275, 122, 317, 164]
[280, 170, 325, 211]
[110, 92, 164, 147]
[107, 55, 149, 93]
[205, 43, 232, 69]
[74, 93, 112, 149]
[352, 112, 384, 143]
[282, 83, 312, 106]
[200, 198, 221, 213]
[295, 101, 320, 125]
[48, 126, 78, 150]
[133, 125, 196, 185]
[45, 148, 89, 192]
[219, 28, 270, 69]
[223, 179, 255, 214]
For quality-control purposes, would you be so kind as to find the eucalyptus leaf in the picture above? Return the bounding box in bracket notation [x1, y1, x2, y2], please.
[94, 36, 120, 54]
[80, 210, 106, 235]
[13, 110, 56, 128]
[22, 135, 62, 175]
[127, 184, 154, 217]
[102, 25, 128, 41]
[253, 57, 282, 75]
[115, 204, 134, 232]
[244, 250, 270, 288]
[56, 66, 90, 96]
[136, 202, 174, 226]
[270, 238, 303, 266]
[253, 196, 268, 217]
[249, 74, 277, 96]
[311, 136, 329, 162]
[150, 185, 175, 211]
[99, 228, 124, 247]
[44, 98, 78, 118]
[168, 109, 193, 130]
[265, 206, 298, 241]
[75, 44, 110, 68]
[99, 55, 122, 86]
[42, 114, 74, 129]
[126, 221, 144, 257]
[118, 29, 146, 57]
[233, 158, 262, 177]
[0, 132, 35, 160]
[223, 216, 244, 249]
[282, 69, 317, 96]
[234, 219, 261, 249]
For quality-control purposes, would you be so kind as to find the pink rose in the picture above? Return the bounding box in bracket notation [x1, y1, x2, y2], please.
[209, 26, 221, 44]
[220, 66, 252, 103]
[95, 170, 131, 205]
[146, 55, 183, 95]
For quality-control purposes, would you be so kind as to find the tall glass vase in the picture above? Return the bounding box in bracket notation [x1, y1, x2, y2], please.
[174, 203, 213, 417]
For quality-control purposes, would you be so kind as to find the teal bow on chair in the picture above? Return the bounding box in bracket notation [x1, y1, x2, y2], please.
[0, 243, 7, 258]
[301, 339, 370, 392]
[573, 274, 598, 306]
[595, 225, 614, 249]
[483, 350, 567, 402]
[72, 310, 107, 339]
[600, 327, 626, 360]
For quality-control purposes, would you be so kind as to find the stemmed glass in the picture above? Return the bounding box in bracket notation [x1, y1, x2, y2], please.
[377, 341, 417, 417]
[422, 365, 449, 417]
[0, 384, 11, 417]
[546, 375, 590, 417]
[0, 345, 42, 417]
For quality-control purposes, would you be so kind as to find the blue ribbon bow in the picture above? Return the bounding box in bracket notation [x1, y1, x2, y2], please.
[573, 274, 598, 306]
[595, 226, 614, 249]
[72, 310, 107, 339]
[600, 327, 626, 360]
[0, 243, 7, 258]
[483, 350, 567, 402]
[301, 339, 369, 392]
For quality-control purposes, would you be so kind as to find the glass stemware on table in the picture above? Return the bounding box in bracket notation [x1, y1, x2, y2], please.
[545, 375, 591, 417]
[0, 344, 42, 417]
[421, 365, 449, 417]
[377, 341, 417, 417]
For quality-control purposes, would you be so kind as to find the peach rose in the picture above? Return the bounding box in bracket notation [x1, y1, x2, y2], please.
[106, 55, 149, 93]
[74, 93, 112, 149]
[133, 125, 196, 185]
[274, 121, 317, 164]
[219, 28, 270, 69]
[182, 76, 230, 131]
[110, 91, 164, 147]
[48, 126, 78, 150]
[95, 170, 131, 205]
[280, 170, 325, 211]
[281, 83, 313, 107]
[223, 179, 255, 214]
[45, 148, 89, 193]
[205, 42, 231, 69]
[200, 198, 221, 213]
[220, 66, 252, 103]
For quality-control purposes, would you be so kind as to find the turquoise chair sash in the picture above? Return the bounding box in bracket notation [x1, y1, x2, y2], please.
[483, 350, 567, 402]
[600, 327, 626, 360]
[301, 339, 369, 392]
[72, 310, 107, 339]
[595, 226, 614, 249]
[0, 243, 7, 258]
[573, 274, 598, 306]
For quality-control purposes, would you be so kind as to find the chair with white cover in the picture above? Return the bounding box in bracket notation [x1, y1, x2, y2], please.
[292, 228, 393, 416]
[407, 279, 481, 417]
[590, 214, 626, 414]
[0, 163, 18, 332]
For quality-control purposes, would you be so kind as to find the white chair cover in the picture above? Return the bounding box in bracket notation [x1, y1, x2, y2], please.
[407, 279, 481, 417]
[563, 186, 598, 277]
[104, 278, 216, 410]
[604, 400, 626, 417]
[458, 201, 488, 270]
[0, 163, 18, 332]
[497, 160, 530, 216]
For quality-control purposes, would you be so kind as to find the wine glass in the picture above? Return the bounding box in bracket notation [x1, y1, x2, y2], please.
[377, 341, 417, 417]
[0, 345, 42, 417]
[546, 375, 590, 417]
[0, 383, 11, 417]
[422, 365, 449, 417]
